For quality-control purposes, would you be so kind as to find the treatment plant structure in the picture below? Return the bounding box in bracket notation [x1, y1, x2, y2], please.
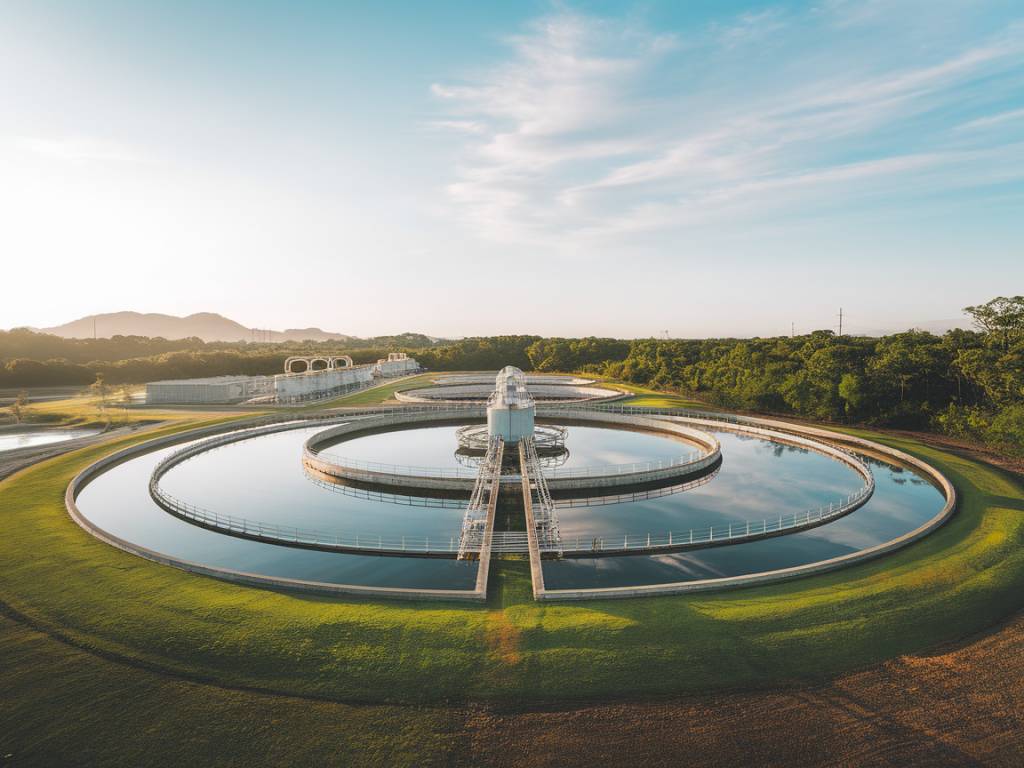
[66, 365, 957, 604]
[146, 352, 419, 405]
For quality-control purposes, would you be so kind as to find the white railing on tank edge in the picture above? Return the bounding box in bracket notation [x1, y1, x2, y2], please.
[149, 485, 462, 554]
[544, 451, 704, 479]
[316, 453, 479, 479]
[146, 413, 483, 556]
[305, 472, 468, 509]
[145, 401, 875, 557]
[310, 450, 708, 483]
[559, 479, 875, 555]
[149, 458, 872, 557]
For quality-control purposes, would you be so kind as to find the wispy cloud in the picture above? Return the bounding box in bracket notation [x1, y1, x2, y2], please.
[712, 8, 789, 48]
[956, 106, 1024, 131]
[424, 120, 488, 135]
[429, 7, 1024, 247]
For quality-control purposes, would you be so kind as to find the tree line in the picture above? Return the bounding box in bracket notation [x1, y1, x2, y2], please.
[3, 297, 1021, 455]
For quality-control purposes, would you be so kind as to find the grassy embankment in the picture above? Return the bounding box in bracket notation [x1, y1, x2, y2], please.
[604, 382, 706, 408]
[0, 607, 456, 767]
[9, 388, 243, 429]
[1, 417, 1023, 710]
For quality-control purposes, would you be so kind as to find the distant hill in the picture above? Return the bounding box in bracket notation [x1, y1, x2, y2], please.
[40, 312, 361, 343]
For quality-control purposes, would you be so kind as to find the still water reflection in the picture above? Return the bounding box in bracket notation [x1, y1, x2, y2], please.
[0, 427, 101, 453]
[75, 423, 944, 592]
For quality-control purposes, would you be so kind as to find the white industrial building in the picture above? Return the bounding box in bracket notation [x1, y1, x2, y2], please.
[272, 365, 374, 403]
[376, 352, 418, 377]
[146, 375, 275, 405]
[145, 353, 419, 405]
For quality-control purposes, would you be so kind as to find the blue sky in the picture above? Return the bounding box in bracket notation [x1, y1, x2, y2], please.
[1, 0, 1022, 337]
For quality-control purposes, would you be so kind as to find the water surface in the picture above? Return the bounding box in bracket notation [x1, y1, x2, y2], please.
[0, 427, 101, 453]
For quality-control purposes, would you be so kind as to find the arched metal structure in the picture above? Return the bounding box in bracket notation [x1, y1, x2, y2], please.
[284, 355, 356, 374]
[283, 356, 309, 374]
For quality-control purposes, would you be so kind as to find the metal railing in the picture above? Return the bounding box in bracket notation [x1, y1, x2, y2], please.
[304, 471, 468, 509]
[310, 449, 708, 483]
[544, 451, 703, 479]
[554, 467, 721, 508]
[522, 435, 563, 554]
[146, 412, 482, 556]
[144, 400, 876, 559]
[559, 478, 875, 555]
[316, 452, 479, 479]
[457, 436, 504, 559]
[150, 485, 462, 555]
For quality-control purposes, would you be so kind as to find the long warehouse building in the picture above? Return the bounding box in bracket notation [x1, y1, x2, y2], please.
[146, 354, 419, 405]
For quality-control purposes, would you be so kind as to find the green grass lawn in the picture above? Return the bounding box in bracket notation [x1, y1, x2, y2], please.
[1, 416, 1023, 711]
[604, 382, 707, 409]
[0, 612, 456, 767]
[10, 391, 246, 429]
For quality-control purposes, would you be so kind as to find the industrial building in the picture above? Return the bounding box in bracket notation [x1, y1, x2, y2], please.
[145, 375, 274, 405]
[376, 352, 418, 377]
[272, 365, 374, 404]
[146, 353, 419, 405]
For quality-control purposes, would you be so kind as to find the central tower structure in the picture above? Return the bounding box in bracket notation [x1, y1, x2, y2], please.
[486, 366, 535, 444]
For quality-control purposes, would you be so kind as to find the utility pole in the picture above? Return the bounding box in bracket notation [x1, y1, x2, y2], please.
[837, 308, 844, 336]
[93, 316, 97, 340]
[791, 322, 795, 337]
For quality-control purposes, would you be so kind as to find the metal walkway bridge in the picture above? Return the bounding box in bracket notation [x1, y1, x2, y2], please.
[456, 436, 504, 559]
[456, 435, 565, 558]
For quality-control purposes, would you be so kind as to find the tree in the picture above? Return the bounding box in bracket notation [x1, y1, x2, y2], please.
[985, 404, 1024, 457]
[964, 296, 1024, 351]
[838, 373, 866, 421]
[90, 374, 111, 423]
[119, 384, 135, 405]
[8, 390, 28, 423]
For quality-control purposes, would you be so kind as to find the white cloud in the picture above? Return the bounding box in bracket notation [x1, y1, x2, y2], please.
[424, 120, 488, 135]
[429, 8, 1024, 250]
[956, 107, 1024, 131]
[712, 8, 789, 48]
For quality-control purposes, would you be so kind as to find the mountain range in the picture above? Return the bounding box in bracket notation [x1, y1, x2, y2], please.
[39, 312, 363, 343]
[32, 311, 971, 343]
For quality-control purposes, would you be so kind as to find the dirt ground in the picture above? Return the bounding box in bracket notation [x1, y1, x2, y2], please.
[459, 608, 1024, 766]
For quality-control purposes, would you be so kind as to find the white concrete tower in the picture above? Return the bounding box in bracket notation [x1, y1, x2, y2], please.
[486, 366, 535, 443]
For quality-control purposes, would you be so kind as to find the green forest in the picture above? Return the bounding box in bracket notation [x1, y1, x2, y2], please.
[3, 297, 1021, 455]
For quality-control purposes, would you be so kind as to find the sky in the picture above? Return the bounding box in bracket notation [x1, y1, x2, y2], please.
[1, 0, 1022, 338]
